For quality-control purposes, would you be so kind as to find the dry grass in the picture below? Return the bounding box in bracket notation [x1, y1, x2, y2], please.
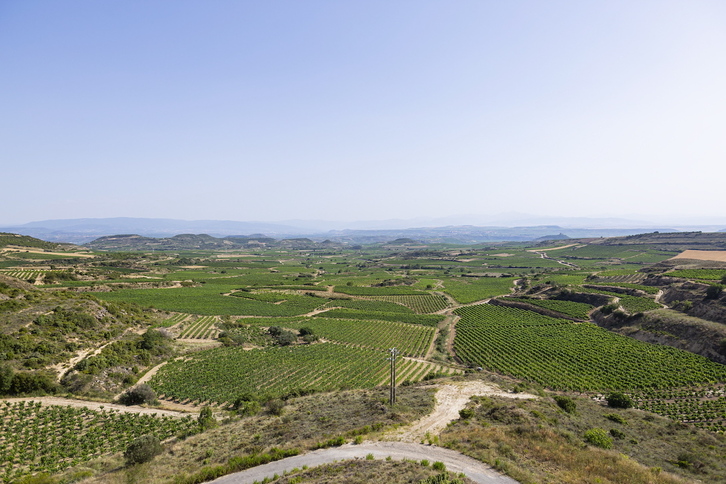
[440, 392, 726, 484]
[270, 459, 475, 484]
[62, 386, 436, 484]
[671, 250, 726, 262]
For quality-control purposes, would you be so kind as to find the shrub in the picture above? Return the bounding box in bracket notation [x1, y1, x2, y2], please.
[610, 428, 626, 439]
[584, 428, 613, 449]
[266, 398, 285, 416]
[124, 434, 162, 465]
[706, 284, 723, 300]
[198, 406, 218, 430]
[432, 461, 447, 471]
[554, 395, 576, 414]
[606, 392, 633, 409]
[604, 413, 627, 425]
[119, 384, 157, 405]
[234, 399, 260, 416]
[458, 408, 475, 419]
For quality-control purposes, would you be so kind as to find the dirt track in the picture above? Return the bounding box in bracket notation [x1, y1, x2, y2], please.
[385, 381, 536, 443]
[209, 441, 518, 484]
[0, 396, 191, 417]
[211, 381, 532, 484]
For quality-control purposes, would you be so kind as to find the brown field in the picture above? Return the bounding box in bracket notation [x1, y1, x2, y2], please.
[671, 250, 726, 262]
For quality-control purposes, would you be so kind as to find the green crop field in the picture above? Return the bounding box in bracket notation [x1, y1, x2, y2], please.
[0, 400, 195, 483]
[454, 304, 726, 393]
[150, 343, 454, 404]
[667, 269, 726, 281]
[279, 317, 435, 357]
[362, 294, 450, 313]
[319, 308, 444, 326]
[504, 297, 594, 319]
[441, 276, 516, 303]
[617, 295, 662, 313]
[93, 286, 325, 316]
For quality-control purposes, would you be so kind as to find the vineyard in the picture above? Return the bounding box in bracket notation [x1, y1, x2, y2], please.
[588, 282, 660, 294]
[504, 297, 594, 319]
[666, 269, 726, 281]
[631, 387, 726, 432]
[177, 315, 220, 339]
[0, 270, 49, 282]
[361, 294, 449, 313]
[441, 276, 517, 304]
[319, 308, 444, 327]
[453, 304, 726, 394]
[0, 400, 195, 483]
[272, 317, 435, 357]
[617, 295, 662, 313]
[150, 343, 458, 405]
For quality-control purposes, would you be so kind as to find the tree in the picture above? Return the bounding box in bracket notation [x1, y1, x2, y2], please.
[554, 395, 577, 414]
[198, 406, 218, 430]
[275, 330, 297, 346]
[119, 384, 157, 405]
[606, 392, 633, 409]
[706, 284, 723, 300]
[124, 434, 162, 465]
[0, 364, 13, 394]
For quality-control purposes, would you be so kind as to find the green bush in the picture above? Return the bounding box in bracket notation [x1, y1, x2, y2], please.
[604, 413, 627, 425]
[458, 408, 475, 419]
[609, 428, 626, 439]
[584, 428, 613, 449]
[706, 284, 723, 300]
[198, 406, 218, 430]
[124, 434, 162, 465]
[606, 392, 633, 409]
[553, 395, 576, 414]
[118, 384, 157, 405]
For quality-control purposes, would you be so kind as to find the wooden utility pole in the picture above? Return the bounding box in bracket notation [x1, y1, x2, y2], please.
[388, 347, 400, 405]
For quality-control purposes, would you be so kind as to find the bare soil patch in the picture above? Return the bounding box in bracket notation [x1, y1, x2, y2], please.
[0, 396, 191, 416]
[671, 250, 726, 262]
[384, 380, 536, 443]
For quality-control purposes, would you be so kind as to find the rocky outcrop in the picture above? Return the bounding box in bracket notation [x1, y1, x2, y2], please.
[592, 309, 726, 365]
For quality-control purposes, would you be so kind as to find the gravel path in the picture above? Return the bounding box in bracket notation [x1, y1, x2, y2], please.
[0, 396, 191, 417]
[210, 442, 518, 484]
[212, 381, 533, 484]
[385, 381, 536, 443]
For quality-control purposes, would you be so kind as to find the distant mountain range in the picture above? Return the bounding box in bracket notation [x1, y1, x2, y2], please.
[1, 217, 725, 245]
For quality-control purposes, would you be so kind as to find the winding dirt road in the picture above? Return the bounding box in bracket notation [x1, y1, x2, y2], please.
[211, 381, 534, 483]
[210, 442, 518, 484]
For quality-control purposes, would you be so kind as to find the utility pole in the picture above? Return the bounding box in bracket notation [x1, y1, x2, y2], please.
[388, 347, 400, 405]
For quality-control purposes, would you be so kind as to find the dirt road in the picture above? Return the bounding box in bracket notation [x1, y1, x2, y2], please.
[211, 381, 532, 484]
[385, 381, 537, 443]
[0, 396, 191, 417]
[210, 441, 518, 484]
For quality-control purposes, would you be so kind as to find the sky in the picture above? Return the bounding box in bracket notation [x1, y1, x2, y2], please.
[2, 1, 726, 227]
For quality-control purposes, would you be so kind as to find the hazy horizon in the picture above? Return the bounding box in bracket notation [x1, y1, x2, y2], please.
[2, 1, 725, 225]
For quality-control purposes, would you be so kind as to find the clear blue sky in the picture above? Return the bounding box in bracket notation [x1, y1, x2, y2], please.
[2, 1, 725, 226]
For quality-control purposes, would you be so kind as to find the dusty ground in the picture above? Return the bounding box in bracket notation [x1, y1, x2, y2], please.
[0, 247, 95, 258]
[210, 442, 518, 484]
[384, 380, 537, 443]
[671, 250, 726, 262]
[0, 396, 191, 416]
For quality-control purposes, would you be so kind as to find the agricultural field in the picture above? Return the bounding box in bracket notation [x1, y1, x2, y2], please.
[453, 304, 726, 427]
[271, 317, 435, 357]
[503, 297, 594, 319]
[666, 269, 726, 281]
[2, 231, 726, 484]
[150, 343, 455, 405]
[440, 276, 517, 304]
[0, 400, 196, 483]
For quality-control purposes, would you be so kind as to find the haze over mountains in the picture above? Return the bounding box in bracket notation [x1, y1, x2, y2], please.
[2, 216, 726, 245]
